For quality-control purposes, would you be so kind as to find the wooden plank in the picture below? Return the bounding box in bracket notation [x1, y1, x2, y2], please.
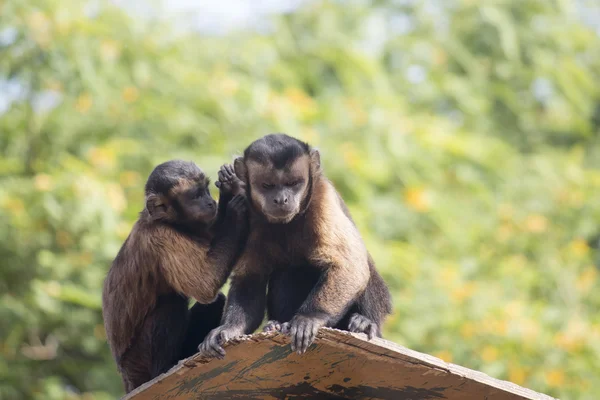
[123, 328, 556, 400]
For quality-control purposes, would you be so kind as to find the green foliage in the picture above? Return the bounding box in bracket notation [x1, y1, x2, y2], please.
[1, 0, 599, 398]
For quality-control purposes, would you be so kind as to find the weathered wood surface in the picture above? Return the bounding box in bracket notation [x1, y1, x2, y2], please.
[124, 328, 556, 400]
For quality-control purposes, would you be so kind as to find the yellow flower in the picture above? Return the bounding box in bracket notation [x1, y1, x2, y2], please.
[122, 86, 139, 103]
[264, 92, 287, 119]
[75, 94, 93, 114]
[433, 350, 452, 363]
[345, 98, 368, 126]
[340, 142, 360, 168]
[299, 127, 319, 145]
[404, 187, 431, 212]
[106, 184, 126, 212]
[524, 214, 547, 233]
[460, 322, 476, 339]
[576, 267, 597, 292]
[27, 11, 51, 47]
[284, 87, 316, 119]
[545, 369, 565, 387]
[217, 78, 239, 95]
[450, 282, 476, 303]
[34, 174, 54, 192]
[481, 346, 499, 363]
[119, 171, 142, 188]
[3, 198, 25, 215]
[100, 40, 121, 62]
[88, 147, 116, 170]
[569, 238, 589, 257]
[117, 222, 133, 240]
[508, 366, 527, 385]
[496, 222, 514, 242]
[497, 203, 513, 220]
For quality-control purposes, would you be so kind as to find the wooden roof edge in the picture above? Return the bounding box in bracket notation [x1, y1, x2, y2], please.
[123, 328, 556, 400]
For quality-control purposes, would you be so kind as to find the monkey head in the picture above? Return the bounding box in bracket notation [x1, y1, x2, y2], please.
[234, 134, 320, 224]
[144, 160, 217, 227]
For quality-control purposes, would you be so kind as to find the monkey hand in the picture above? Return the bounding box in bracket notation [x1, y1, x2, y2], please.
[197, 325, 244, 360]
[288, 315, 326, 355]
[226, 194, 248, 223]
[348, 313, 378, 340]
[216, 164, 246, 197]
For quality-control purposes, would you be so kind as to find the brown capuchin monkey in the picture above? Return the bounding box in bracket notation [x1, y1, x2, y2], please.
[102, 160, 248, 393]
[199, 134, 392, 357]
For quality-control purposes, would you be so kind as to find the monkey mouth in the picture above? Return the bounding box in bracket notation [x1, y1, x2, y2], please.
[263, 210, 297, 224]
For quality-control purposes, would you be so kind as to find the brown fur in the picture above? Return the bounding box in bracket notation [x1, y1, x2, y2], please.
[102, 160, 248, 392]
[199, 134, 391, 357]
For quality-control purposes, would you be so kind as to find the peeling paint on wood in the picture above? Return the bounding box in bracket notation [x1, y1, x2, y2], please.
[123, 329, 556, 400]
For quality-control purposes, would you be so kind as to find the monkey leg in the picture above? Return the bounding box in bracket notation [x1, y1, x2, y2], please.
[118, 294, 188, 393]
[148, 294, 190, 378]
[119, 342, 153, 393]
[266, 266, 320, 324]
[179, 292, 226, 359]
[338, 261, 392, 339]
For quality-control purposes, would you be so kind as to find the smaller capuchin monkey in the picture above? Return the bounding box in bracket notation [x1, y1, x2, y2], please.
[199, 134, 392, 358]
[102, 160, 247, 393]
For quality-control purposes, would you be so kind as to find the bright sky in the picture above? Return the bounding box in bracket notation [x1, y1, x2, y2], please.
[112, 0, 303, 33]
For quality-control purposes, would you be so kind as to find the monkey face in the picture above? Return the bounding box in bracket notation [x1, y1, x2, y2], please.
[247, 157, 309, 224]
[178, 183, 217, 224]
[145, 160, 217, 225]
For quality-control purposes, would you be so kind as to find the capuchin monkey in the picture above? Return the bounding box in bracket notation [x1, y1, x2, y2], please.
[102, 160, 248, 393]
[199, 134, 392, 357]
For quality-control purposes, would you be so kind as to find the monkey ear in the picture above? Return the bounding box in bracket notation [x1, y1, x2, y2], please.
[310, 148, 321, 171]
[233, 157, 247, 181]
[146, 193, 169, 220]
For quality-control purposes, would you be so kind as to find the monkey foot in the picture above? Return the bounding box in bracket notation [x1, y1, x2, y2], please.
[348, 313, 378, 340]
[263, 320, 291, 334]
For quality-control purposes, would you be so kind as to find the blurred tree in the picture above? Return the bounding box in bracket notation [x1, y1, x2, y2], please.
[0, 0, 599, 399]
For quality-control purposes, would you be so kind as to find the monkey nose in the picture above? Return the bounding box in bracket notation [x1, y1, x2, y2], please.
[273, 197, 288, 205]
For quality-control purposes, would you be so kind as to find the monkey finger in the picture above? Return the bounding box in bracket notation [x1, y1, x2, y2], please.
[295, 322, 306, 354]
[263, 320, 281, 332]
[215, 180, 222, 188]
[289, 322, 298, 352]
[281, 322, 291, 334]
[301, 323, 313, 354]
[367, 323, 376, 340]
[209, 341, 226, 359]
[225, 164, 235, 177]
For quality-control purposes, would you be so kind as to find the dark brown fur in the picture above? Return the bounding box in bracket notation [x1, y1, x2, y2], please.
[199, 134, 392, 357]
[102, 160, 247, 392]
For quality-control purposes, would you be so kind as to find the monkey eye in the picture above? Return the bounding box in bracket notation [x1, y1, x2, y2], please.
[194, 187, 206, 198]
[262, 183, 275, 189]
[285, 180, 301, 187]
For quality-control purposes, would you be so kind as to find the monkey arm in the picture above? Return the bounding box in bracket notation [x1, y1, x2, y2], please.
[154, 225, 230, 304]
[221, 270, 268, 334]
[159, 249, 221, 304]
[287, 185, 371, 353]
[214, 163, 245, 228]
[197, 253, 268, 358]
[298, 251, 370, 325]
[213, 190, 233, 228]
[300, 183, 371, 325]
[205, 195, 248, 286]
